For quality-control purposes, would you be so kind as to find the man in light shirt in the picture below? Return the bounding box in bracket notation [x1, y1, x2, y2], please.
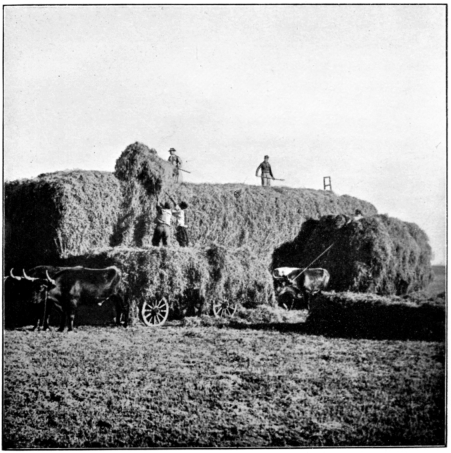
[172, 201, 189, 247]
[152, 200, 173, 247]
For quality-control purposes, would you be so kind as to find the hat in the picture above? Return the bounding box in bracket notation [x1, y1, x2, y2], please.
[169, 148, 176, 152]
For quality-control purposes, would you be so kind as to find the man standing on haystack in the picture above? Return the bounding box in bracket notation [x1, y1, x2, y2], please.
[152, 198, 173, 247]
[256, 155, 275, 186]
[168, 148, 183, 183]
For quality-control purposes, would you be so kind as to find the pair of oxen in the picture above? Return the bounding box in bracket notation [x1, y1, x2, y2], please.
[5, 265, 129, 332]
[272, 267, 331, 310]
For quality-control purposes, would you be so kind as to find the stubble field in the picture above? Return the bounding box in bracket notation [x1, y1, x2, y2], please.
[3, 309, 445, 448]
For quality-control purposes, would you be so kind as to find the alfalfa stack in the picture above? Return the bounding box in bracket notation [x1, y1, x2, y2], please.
[5, 170, 122, 270]
[272, 214, 433, 295]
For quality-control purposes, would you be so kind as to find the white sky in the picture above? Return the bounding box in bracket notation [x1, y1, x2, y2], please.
[3, 5, 446, 264]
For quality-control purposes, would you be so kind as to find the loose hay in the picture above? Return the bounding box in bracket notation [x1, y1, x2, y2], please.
[272, 214, 433, 295]
[112, 142, 178, 247]
[114, 142, 176, 196]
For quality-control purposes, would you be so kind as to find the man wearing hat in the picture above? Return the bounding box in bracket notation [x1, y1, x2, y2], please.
[256, 155, 275, 187]
[168, 148, 183, 183]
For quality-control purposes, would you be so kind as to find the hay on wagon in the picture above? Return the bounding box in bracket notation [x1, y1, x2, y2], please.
[272, 214, 433, 296]
[60, 244, 275, 325]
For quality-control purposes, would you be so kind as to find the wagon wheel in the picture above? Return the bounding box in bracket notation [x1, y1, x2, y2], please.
[141, 297, 169, 326]
[212, 299, 237, 318]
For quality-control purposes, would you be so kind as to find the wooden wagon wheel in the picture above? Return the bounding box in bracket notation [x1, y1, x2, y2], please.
[212, 299, 237, 318]
[141, 297, 169, 326]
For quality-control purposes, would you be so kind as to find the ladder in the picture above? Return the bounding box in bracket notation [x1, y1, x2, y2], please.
[323, 176, 332, 191]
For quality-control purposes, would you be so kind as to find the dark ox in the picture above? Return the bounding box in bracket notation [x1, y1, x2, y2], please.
[32, 266, 128, 332]
[5, 268, 56, 329]
[272, 267, 330, 310]
[24, 266, 84, 330]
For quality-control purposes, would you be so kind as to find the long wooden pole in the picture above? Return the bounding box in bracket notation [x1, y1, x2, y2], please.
[290, 242, 335, 282]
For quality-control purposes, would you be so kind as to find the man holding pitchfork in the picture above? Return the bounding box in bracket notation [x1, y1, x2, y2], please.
[255, 155, 276, 187]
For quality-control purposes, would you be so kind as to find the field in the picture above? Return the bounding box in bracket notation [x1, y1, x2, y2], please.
[3, 305, 445, 448]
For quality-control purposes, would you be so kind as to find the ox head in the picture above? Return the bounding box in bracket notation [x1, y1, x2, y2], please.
[272, 267, 305, 309]
[24, 269, 57, 304]
[272, 268, 299, 297]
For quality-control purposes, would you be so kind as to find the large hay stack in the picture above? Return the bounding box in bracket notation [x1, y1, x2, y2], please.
[168, 184, 377, 258]
[5, 141, 436, 327]
[272, 214, 433, 295]
[5, 142, 378, 269]
[5, 170, 122, 270]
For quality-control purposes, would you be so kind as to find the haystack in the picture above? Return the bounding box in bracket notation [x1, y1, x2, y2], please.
[112, 146, 379, 257]
[5, 170, 122, 270]
[272, 214, 433, 295]
[5, 142, 379, 269]
[161, 184, 377, 259]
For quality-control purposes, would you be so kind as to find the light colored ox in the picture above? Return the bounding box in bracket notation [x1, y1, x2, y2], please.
[272, 267, 330, 310]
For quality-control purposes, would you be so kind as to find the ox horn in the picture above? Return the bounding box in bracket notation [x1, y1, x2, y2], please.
[10, 268, 21, 280]
[45, 270, 56, 286]
[272, 271, 282, 279]
[22, 269, 37, 281]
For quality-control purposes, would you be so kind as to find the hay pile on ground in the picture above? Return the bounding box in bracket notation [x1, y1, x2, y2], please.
[306, 291, 445, 341]
[5, 170, 122, 270]
[272, 214, 433, 295]
[61, 244, 275, 324]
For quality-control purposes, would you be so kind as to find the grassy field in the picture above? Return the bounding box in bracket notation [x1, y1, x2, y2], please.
[3, 308, 445, 448]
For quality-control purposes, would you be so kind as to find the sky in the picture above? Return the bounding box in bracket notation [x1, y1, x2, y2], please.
[4, 5, 446, 264]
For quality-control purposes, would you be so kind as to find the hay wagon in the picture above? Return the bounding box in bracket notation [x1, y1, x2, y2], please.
[139, 291, 238, 326]
[59, 245, 273, 329]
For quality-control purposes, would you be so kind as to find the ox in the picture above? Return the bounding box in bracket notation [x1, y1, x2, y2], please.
[272, 267, 330, 310]
[23, 266, 84, 330]
[6, 268, 57, 329]
[33, 266, 128, 332]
